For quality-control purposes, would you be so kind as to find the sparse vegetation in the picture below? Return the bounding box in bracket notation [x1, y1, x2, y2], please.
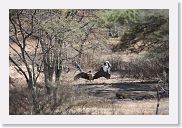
[9, 9, 169, 115]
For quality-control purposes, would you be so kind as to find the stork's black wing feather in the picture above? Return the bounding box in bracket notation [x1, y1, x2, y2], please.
[74, 72, 92, 80]
[93, 70, 102, 79]
[93, 67, 111, 80]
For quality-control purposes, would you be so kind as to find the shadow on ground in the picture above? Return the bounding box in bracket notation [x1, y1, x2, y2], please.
[74, 80, 168, 100]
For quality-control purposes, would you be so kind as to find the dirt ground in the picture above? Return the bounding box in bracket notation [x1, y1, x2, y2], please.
[9, 68, 169, 115]
[67, 98, 169, 115]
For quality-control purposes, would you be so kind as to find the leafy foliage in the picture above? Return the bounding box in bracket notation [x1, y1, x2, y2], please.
[106, 10, 169, 66]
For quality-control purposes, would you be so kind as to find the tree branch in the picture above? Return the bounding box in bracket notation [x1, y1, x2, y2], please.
[9, 56, 29, 82]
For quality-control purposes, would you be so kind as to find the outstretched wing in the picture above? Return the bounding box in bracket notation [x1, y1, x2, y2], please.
[93, 70, 103, 79]
[74, 72, 92, 80]
[93, 66, 111, 80]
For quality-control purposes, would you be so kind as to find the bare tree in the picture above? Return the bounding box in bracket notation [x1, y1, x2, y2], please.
[9, 9, 43, 114]
[9, 9, 43, 89]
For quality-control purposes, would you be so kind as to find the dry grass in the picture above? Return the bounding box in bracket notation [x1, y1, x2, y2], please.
[63, 98, 168, 115]
[9, 65, 169, 115]
[9, 64, 169, 115]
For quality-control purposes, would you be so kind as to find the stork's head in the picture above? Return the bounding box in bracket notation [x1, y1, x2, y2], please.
[105, 61, 110, 64]
[105, 61, 111, 67]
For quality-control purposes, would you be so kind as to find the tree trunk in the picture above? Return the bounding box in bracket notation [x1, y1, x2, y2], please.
[55, 63, 62, 82]
[43, 58, 53, 94]
[27, 79, 34, 89]
[44, 64, 52, 94]
[26, 78, 40, 114]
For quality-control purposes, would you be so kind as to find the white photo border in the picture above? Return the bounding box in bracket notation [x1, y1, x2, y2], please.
[0, 0, 178, 124]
